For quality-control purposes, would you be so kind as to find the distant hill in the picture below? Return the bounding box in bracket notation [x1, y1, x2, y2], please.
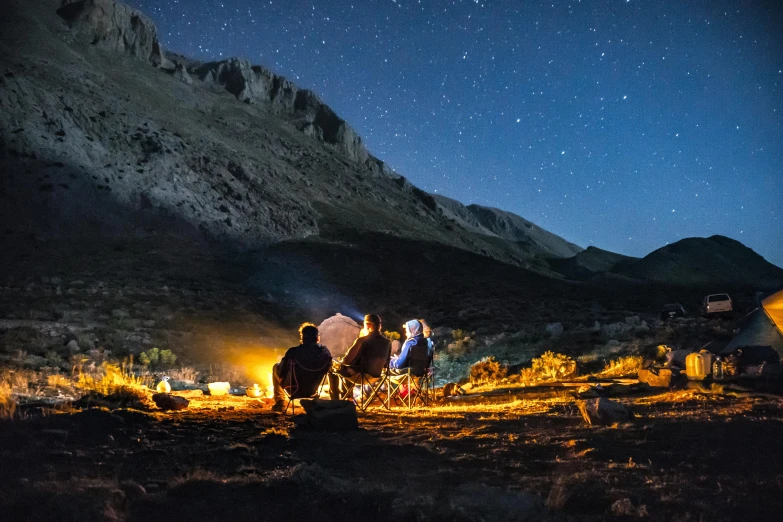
[612, 235, 783, 289]
[548, 246, 636, 280]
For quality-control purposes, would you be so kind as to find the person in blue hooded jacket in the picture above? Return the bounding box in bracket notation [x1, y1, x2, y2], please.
[390, 319, 434, 371]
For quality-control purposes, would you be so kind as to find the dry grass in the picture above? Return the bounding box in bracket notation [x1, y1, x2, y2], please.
[75, 361, 152, 406]
[596, 355, 643, 378]
[0, 381, 16, 419]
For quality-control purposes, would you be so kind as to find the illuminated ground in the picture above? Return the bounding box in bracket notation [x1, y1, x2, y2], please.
[1, 389, 782, 521]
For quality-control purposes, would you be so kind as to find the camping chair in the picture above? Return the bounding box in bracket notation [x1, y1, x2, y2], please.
[388, 341, 432, 409]
[281, 358, 331, 414]
[331, 363, 390, 412]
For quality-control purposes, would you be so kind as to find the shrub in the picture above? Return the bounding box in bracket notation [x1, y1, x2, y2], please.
[517, 351, 577, 384]
[598, 355, 644, 378]
[138, 347, 176, 368]
[451, 329, 467, 341]
[383, 330, 400, 342]
[469, 357, 507, 385]
[159, 349, 176, 367]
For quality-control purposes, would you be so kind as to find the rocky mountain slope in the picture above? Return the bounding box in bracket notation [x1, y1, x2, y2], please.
[432, 194, 582, 260]
[0, 0, 579, 274]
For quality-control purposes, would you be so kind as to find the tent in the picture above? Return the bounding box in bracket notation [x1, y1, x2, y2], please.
[317, 313, 361, 358]
[722, 288, 783, 365]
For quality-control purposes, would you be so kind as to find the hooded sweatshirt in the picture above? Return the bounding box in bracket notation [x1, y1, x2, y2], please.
[391, 320, 432, 370]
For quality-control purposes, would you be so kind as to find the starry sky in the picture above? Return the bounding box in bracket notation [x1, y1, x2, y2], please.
[128, 0, 783, 267]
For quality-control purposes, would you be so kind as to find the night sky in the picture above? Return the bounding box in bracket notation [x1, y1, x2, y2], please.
[128, 0, 783, 266]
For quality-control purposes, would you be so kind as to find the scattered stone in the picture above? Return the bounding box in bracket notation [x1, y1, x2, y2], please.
[152, 392, 189, 411]
[576, 397, 633, 426]
[298, 398, 358, 431]
[65, 339, 79, 353]
[611, 498, 649, 517]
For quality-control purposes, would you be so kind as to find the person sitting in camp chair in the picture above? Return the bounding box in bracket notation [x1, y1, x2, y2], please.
[329, 313, 391, 401]
[389, 319, 434, 406]
[390, 319, 433, 371]
[271, 323, 332, 413]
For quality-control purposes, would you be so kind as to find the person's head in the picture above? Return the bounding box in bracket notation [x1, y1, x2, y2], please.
[403, 319, 422, 339]
[298, 322, 319, 345]
[363, 313, 381, 333]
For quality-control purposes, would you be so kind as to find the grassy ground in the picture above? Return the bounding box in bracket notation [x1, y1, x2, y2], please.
[0, 387, 781, 522]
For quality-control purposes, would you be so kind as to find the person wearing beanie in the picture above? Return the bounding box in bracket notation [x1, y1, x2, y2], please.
[329, 313, 391, 400]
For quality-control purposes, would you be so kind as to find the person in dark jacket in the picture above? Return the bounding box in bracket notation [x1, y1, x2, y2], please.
[329, 314, 391, 400]
[390, 319, 433, 371]
[272, 323, 332, 413]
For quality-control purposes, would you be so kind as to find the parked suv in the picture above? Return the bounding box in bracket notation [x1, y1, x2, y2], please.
[702, 293, 733, 316]
[660, 303, 686, 321]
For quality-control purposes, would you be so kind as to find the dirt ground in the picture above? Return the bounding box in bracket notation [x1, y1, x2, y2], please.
[1, 388, 782, 522]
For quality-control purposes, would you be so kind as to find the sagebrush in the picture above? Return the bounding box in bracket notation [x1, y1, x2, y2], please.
[469, 357, 507, 385]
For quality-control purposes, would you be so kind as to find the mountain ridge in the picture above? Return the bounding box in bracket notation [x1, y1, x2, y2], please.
[0, 0, 583, 275]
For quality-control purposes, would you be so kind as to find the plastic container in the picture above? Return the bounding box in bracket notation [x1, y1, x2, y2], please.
[713, 357, 724, 381]
[685, 350, 714, 380]
[207, 381, 231, 396]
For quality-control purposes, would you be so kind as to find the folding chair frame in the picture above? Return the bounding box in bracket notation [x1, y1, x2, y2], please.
[388, 367, 432, 409]
[281, 360, 331, 415]
[331, 364, 390, 412]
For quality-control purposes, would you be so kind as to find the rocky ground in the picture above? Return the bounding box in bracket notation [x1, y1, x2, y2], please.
[1, 388, 782, 522]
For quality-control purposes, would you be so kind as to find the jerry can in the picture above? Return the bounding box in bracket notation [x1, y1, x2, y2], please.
[685, 350, 714, 380]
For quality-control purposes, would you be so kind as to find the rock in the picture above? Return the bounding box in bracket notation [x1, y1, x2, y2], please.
[57, 0, 168, 66]
[172, 62, 192, 84]
[638, 368, 676, 388]
[299, 399, 358, 430]
[442, 382, 464, 397]
[576, 397, 633, 426]
[152, 392, 189, 411]
[546, 322, 564, 338]
[317, 313, 361, 358]
[65, 339, 79, 353]
[191, 58, 370, 163]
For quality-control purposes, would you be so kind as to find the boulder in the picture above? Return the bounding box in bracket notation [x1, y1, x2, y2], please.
[638, 368, 676, 388]
[317, 313, 361, 358]
[57, 0, 167, 66]
[546, 322, 564, 338]
[151, 393, 189, 411]
[576, 397, 633, 426]
[298, 399, 358, 431]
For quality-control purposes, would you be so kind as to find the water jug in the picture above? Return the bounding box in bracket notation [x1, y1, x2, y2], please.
[713, 357, 724, 381]
[685, 350, 714, 380]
